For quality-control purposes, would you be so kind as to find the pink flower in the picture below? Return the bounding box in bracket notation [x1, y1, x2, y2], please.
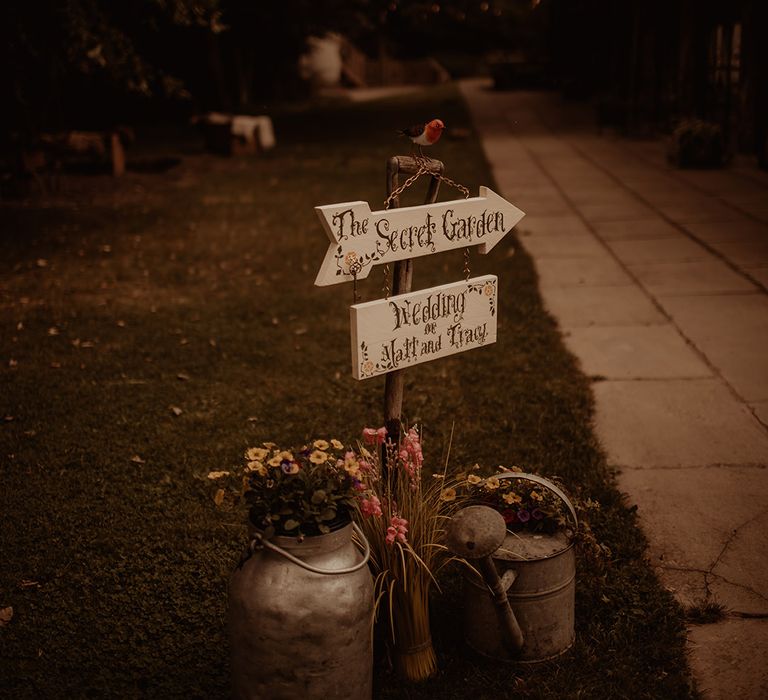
[362, 426, 387, 446]
[385, 514, 408, 545]
[403, 430, 423, 465]
[360, 495, 382, 517]
[398, 428, 424, 488]
[357, 459, 372, 473]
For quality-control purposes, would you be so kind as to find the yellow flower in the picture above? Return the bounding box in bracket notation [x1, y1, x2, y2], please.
[530, 490, 543, 501]
[485, 477, 500, 490]
[241, 476, 251, 492]
[511, 465, 523, 473]
[503, 492, 522, 505]
[262, 442, 277, 449]
[467, 474, 482, 485]
[245, 447, 268, 462]
[309, 450, 328, 464]
[455, 472, 467, 481]
[278, 451, 294, 461]
[206, 470, 230, 479]
[246, 460, 267, 476]
[331, 439, 344, 450]
[267, 455, 282, 467]
[343, 454, 360, 476]
[313, 439, 330, 450]
[440, 487, 457, 502]
[431, 473, 445, 479]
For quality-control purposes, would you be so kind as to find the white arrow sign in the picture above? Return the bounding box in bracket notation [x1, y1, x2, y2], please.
[314, 186, 525, 286]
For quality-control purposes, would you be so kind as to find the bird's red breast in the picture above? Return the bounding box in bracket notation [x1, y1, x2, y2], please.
[423, 119, 445, 144]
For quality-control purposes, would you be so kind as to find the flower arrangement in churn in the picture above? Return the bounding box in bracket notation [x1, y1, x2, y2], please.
[210, 438, 376, 538]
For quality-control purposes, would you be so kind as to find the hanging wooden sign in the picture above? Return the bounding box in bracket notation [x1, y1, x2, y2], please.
[350, 275, 498, 380]
[315, 187, 524, 286]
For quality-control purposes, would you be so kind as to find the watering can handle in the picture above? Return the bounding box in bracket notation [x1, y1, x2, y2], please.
[495, 472, 578, 527]
[260, 523, 371, 575]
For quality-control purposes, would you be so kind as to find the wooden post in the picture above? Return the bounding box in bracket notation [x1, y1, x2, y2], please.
[383, 155, 443, 447]
[110, 132, 126, 177]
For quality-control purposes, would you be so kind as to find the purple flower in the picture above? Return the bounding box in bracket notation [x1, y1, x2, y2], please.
[517, 509, 531, 523]
[531, 508, 544, 521]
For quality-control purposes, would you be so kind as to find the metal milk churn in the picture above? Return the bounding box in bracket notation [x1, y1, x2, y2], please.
[229, 522, 374, 700]
[457, 474, 578, 663]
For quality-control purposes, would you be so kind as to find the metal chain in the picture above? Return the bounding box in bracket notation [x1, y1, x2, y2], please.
[381, 155, 473, 289]
[438, 173, 471, 199]
[383, 166, 429, 210]
[413, 155, 471, 199]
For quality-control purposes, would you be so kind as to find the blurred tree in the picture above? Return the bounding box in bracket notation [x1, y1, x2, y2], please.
[1, 0, 221, 139]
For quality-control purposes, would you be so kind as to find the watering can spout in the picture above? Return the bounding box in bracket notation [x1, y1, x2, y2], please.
[446, 506, 524, 653]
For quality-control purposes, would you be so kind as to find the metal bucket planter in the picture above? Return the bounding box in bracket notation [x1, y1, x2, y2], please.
[229, 522, 374, 699]
[462, 473, 577, 662]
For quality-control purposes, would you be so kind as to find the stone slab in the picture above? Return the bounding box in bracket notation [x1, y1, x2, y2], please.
[707, 238, 768, 266]
[743, 266, 768, 288]
[515, 215, 591, 237]
[675, 169, 767, 196]
[682, 219, 768, 243]
[539, 285, 666, 327]
[713, 510, 768, 610]
[494, 170, 551, 191]
[753, 402, 768, 428]
[521, 234, 606, 258]
[687, 619, 768, 700]
[628, 260, 757, 295]
[512, 194, 572, 216]
[534, 256, 633, 288]
[577, 201, 657, 222]
[564, 324, 712, 379]
[629, 186, 696, 206]
[734, 201, 768, 220]
[660, 294, 768, 402]
[592, 218, 682, 241]
[657, 199, 738, 224]
[617, 464, 768, 610]
[594, 379, 768, 467]
[565, 187, 629, 205]
[606, 236, 712, 265]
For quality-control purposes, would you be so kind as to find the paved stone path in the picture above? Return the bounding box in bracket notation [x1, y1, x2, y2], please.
[460, 78, 768, 699]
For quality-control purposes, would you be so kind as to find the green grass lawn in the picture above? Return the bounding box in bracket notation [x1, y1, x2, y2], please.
[1, 84, 695, 699]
